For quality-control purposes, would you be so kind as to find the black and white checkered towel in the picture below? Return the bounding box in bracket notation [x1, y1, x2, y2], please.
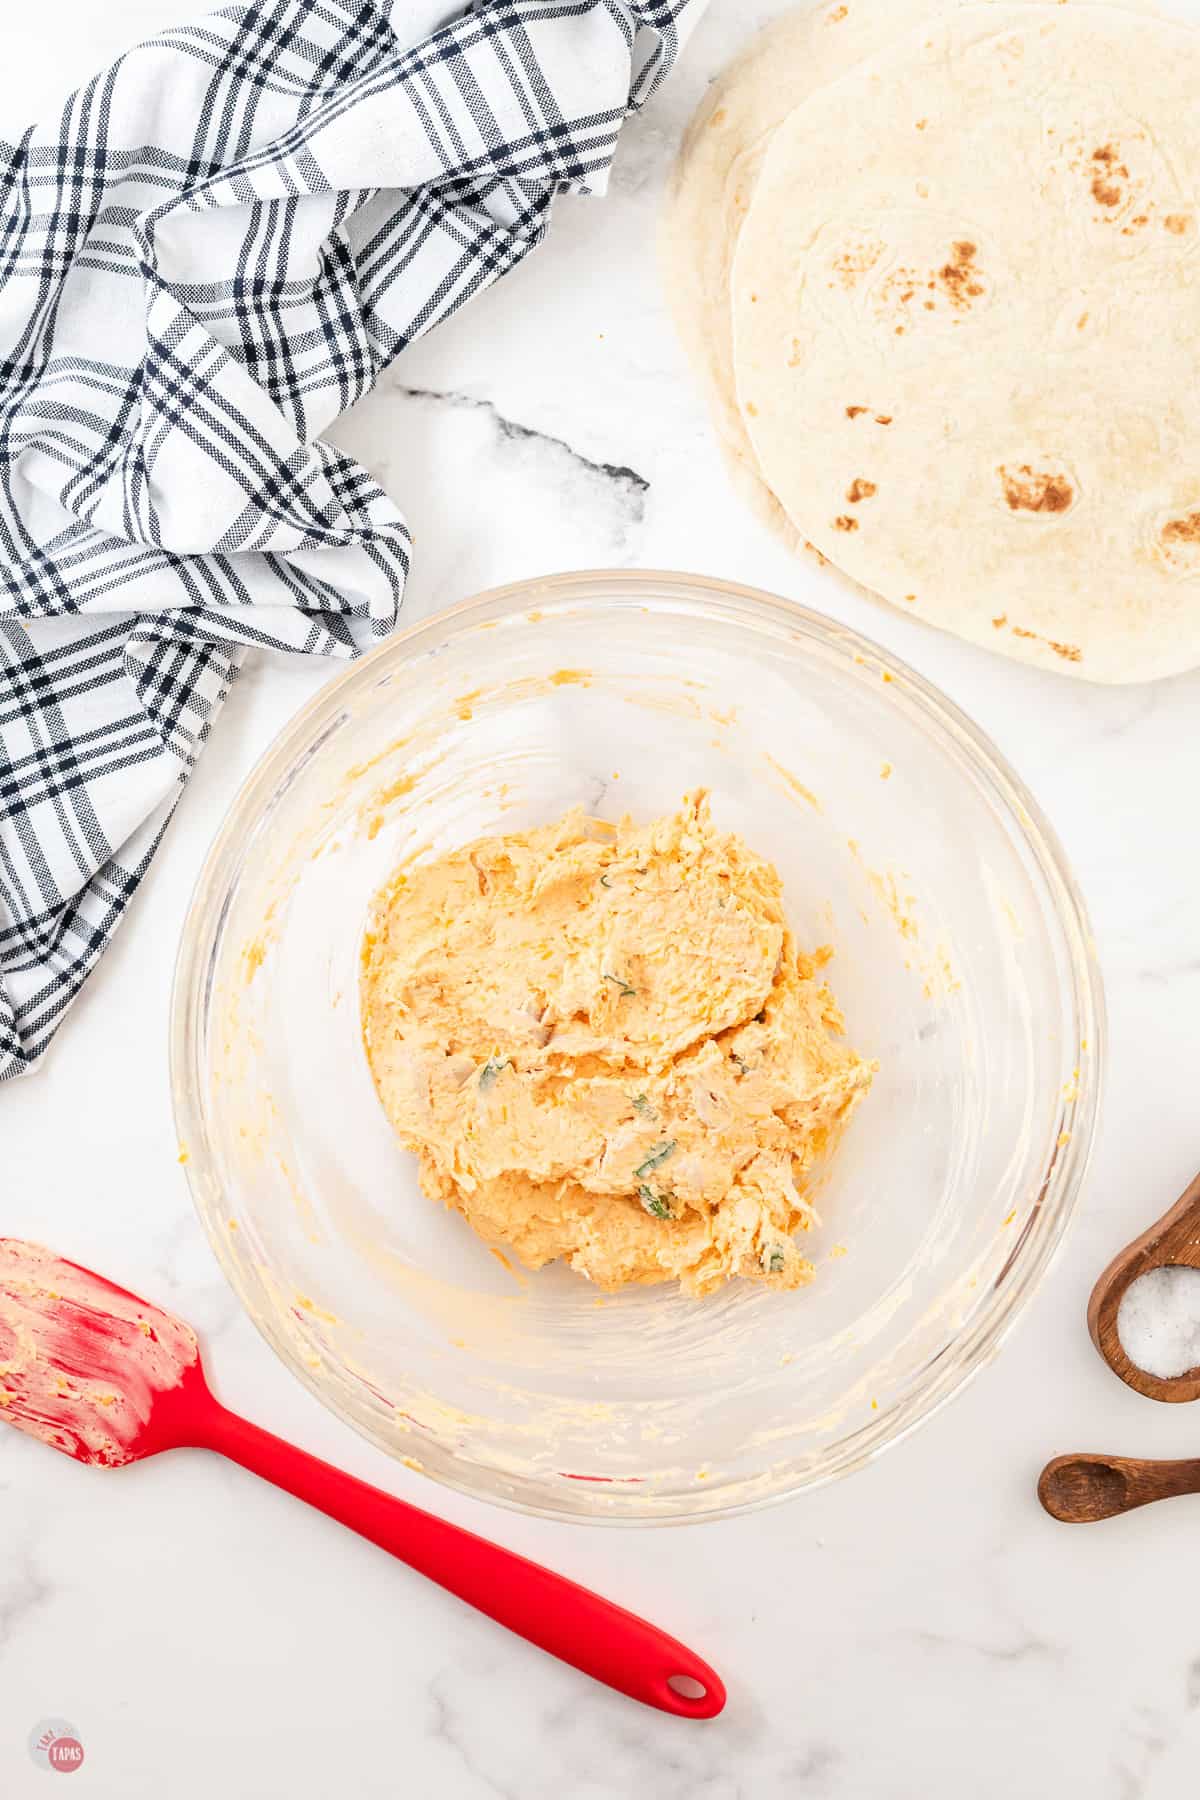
[0, 0, 699, 1081]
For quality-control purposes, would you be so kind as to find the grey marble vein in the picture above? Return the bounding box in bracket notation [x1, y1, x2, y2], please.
[1137, 957, 1200, 987]
[0, 1545, 53, 1660]
[426, 1665, 524, 1800]
[1116, 1703, 1171, 1800]
[394, 382, 649, 519]
[909, 1626, 1067, 1666]
[780, 1743, 842, 1788]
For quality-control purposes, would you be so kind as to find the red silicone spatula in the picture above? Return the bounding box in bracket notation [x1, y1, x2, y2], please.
[0, 1239, 724, 1718]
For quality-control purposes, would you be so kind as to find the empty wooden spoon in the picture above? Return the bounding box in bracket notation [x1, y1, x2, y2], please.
[1088, 1168, 1200, 1402]
[0, 1239, 724, 1718]
[1039, 1452, 1200, 1523]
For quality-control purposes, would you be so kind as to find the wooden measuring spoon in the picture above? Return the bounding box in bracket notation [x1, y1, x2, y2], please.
[0, 1239, 724, 1718]
[1087, 1168, 1200, 1402]
[1039, 1452, 1200, 1523]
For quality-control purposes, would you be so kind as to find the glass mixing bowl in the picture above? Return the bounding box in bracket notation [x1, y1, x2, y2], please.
[171, 571, 1103, 1523]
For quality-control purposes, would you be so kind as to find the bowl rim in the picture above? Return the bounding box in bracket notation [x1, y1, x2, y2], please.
[170, 567, 1106, 1525]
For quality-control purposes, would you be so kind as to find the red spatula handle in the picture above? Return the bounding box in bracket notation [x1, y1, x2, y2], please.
[196, 1401, 724, 1718]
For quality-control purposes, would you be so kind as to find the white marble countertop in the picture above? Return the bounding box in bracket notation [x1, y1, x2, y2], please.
[6, 3, 1200, 1795]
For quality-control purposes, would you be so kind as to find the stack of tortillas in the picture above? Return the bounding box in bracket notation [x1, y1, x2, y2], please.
[662, 0, 1200, 682]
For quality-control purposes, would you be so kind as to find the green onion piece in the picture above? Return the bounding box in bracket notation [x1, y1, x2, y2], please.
[638, 1185, 673, 1220]
[634, 1140, 676, 1179]
[601, 972, 637, 998]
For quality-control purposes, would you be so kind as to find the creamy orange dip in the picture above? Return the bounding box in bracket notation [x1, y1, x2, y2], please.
[361, 792, 872, 1296]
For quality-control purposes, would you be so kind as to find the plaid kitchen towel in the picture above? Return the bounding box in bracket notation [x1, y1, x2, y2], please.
[0, 0, 701, 1081]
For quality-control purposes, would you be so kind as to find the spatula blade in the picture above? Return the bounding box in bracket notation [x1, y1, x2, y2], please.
[0, 1239, 200, 1467]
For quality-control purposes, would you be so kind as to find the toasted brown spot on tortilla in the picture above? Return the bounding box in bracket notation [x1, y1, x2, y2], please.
[710, 108, 727, 128]
[834, 515, 859, 532]
[804, 540, 830, 567]
[1165, 213, 1192, 235]
[846, 478, 877, 504]
[998, 463, 1074, 514]
[1011, 624, 1083, 662]
[845, 405, 868, 419]
[1162, 510, 1200, 544]
[828, 2, 848, 18]
[875, 414, 893, 425]
[832, 240, 883, 289]
[916, 118, 928, 130]
[1077, 312, 1089, 330]
[938, 240, 984, 310]
[1089, 143, 1128, 209]
[745, 401, 758, 416]
[903, 593, 916, 603]
[992, 615, 1008, 628]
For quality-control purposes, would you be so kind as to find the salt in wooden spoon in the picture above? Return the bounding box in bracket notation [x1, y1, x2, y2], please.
[1039, 1452, 1200, 1523]
[0, 1239, 724, 1718]
[1087, 1168, 1200, 1402]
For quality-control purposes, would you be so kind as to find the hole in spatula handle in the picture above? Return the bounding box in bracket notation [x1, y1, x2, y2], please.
[668, 1674, 708, 1701]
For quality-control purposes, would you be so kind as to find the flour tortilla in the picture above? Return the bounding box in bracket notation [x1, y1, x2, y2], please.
[662, 0, 1155, 546]
[731, 4, 1200, 682]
